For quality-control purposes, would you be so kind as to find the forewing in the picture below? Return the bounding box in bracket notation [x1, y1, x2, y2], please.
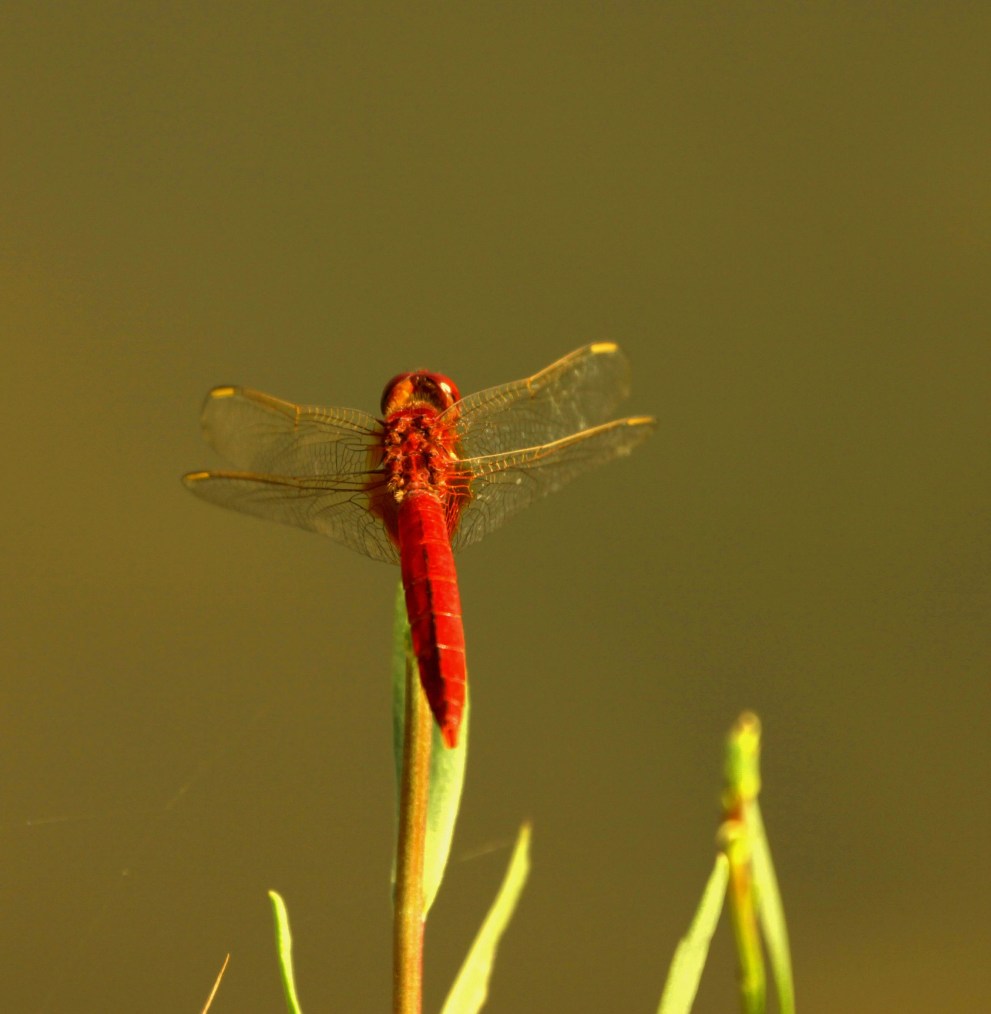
[200, 386, 383, 476]
[183, 471, 399, 564]
[451, 416, 656, 550]
[449, 343, 634, 458]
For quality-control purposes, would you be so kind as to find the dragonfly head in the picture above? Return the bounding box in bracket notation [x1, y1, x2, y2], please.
[380, 371, 461, 417]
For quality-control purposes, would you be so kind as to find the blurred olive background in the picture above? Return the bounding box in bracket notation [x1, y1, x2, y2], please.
[1, 4, 988, 1012]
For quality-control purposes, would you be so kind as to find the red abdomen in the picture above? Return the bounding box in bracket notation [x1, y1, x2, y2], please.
[397, 492, 466, 748]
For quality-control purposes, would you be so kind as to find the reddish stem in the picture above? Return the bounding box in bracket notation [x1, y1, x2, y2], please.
[392, 653, 433, 1014]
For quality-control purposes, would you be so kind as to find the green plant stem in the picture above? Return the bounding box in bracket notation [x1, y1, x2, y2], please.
[393, 654, 433, 1014]
[721, 713, 766, 1014]
[723, 820, 765, 1014]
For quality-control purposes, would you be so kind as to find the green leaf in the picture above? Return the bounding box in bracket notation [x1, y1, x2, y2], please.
[268, 890, 304, 1014]
[392, 582, 469, 913]
[657, 854, 729, 1014]
[441, 823, 532, 1014]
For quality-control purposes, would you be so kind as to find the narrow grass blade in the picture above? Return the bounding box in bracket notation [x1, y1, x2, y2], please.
[748, 797, 795, 1014]
[441, 823, 532, 1014]
[200, 953, 230, 1014]
[657, 853, 730, 1014]
[392, 582, 469, 913]
[268, 890, 304, 1014]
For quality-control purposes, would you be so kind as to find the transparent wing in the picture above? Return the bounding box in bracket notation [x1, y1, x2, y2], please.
[183, 470, 399, 564]
[449, 343, 635, 458]
[451, 416, 656, 550]
[187, 386, 396, 562]
[199, 385, 383, 476]
[186, 347, 654, 559]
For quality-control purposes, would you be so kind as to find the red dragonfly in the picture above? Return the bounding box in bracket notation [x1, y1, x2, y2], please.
[184, 343, 654, 748]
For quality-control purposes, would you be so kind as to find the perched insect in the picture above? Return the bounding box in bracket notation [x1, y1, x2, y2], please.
[185, 343, 655, 747]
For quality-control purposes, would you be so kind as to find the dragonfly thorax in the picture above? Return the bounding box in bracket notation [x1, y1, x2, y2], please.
[382, 410, 460, 503]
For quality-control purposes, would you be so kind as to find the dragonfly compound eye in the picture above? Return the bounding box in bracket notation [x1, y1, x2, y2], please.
[381, 372, 460, 416]
[380, 373, 414, 415]
[416, 373, 460, 409]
